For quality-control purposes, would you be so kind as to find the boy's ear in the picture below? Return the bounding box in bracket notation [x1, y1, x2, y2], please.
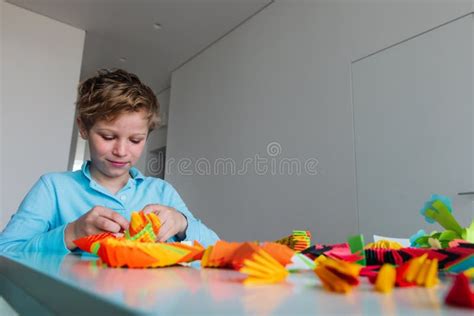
[77, 118, 88, 139]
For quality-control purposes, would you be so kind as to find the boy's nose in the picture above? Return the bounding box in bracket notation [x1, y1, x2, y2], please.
[112, 141, 127, 157]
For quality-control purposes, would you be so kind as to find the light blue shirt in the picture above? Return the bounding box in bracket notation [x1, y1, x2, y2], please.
[0, 161, 219, 253]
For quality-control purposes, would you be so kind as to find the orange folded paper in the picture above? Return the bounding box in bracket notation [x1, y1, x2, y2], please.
[73, 232, 116, 253]
[72, 210, 207, 268]
[201, 241, 294, 270]
[97, 238, 204, 268]
[125, 211, 162, 242]
[260, 242, 295, 267]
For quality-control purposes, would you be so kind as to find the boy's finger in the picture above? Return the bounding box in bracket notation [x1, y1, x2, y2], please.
[97, 208, 129, 230]
[95, 216, 122, 233]
[142, 204, 167, 215]
[156, 225, 173, 242]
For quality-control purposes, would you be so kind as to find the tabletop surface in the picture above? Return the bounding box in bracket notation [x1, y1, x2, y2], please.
[1, 251, 472, 315]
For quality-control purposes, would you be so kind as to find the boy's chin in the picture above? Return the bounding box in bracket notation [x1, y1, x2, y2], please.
[107, 170, 130, 179]
[104, 164, 131, 175]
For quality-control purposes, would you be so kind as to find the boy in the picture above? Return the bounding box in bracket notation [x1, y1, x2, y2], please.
[0, 69, 219, 253]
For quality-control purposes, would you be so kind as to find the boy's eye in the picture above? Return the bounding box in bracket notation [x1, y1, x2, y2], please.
[130, 139, 143, 144]
[102, 135, 114, 141]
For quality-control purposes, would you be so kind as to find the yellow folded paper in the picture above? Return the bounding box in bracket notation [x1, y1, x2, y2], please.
[365, 240, 403, 250]
[240, 249, 289, 285]
[374, 264, 396, 293]
[404, 254, 438, 287]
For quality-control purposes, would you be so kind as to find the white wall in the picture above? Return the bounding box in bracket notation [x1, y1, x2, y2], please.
[148, 88, 170, 151]
[134, 88, 169, 174]
[167, 0, 474, 242]
[353, 15, 474, 239]
[1, 2, 85, 229]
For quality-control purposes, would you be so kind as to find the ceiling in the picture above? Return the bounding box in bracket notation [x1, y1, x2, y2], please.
[7, 0, 273, 94]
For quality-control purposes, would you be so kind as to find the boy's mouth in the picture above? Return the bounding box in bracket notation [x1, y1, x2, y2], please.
[107, 160, 128, 168]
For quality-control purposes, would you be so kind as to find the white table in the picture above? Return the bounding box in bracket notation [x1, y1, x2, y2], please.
[0, 252, 472, 315]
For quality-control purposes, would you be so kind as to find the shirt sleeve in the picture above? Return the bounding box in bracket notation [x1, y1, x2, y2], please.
[163, 183, 219, 248]
[0, 176, 70, 253]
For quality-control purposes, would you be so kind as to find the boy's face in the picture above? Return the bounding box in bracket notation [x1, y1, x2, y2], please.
[79, 110, 149, 184]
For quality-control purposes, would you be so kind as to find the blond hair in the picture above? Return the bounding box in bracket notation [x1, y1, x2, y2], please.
[76, 69, 159, 131]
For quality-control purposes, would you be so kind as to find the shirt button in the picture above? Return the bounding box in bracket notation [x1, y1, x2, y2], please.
[120, 195, 127, 201]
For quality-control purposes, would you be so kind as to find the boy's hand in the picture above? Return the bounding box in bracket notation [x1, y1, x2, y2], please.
[141, 204, 188, 242]
[65, 206, 129, 250]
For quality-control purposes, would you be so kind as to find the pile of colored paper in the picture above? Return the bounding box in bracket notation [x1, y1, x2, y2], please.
[73, 210, 205, 268]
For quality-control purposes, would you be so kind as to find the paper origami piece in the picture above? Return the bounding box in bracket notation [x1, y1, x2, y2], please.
[365, 240, 403, 250]
[302, 241, 474, 273]
[348, 234, 366, 266]
[374, 264, 396, 293]
[169, 241, 205, 262]
[415, 194, 474, 247]
[465, 267, 474, 279]
[97, 238, 204, 268]
[74, 210, 162, 255]
[240, 249, 289, 285]
[74, 232, 116, 254]
[421, 194, 455, 225]
[231, 242, 262, 269]
[275, 230, 311, 252]
[201, 241, 294, 270]
[371, 243, 473, 272]
[261, 242, 295, 268]
[443, 243, 474, 273]
[444, 273, 474, 309]
[201, 241, 238, 268]
[392, 262, 415, 287]
[409, 229, 426, 247]
[73, 210, 205, 268]
[373, 235, 410, 247]
[359, 265, 380, 279]
[124, 211, 161, 242]
[302, 243, 363, 263]
[400, 254, 439, 287]
[314, 257, 362, 293]
[413, 230, 461, 249]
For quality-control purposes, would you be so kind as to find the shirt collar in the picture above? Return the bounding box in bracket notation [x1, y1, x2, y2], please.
[129, 165, 145, 181]
[81, 160, 145, 183]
